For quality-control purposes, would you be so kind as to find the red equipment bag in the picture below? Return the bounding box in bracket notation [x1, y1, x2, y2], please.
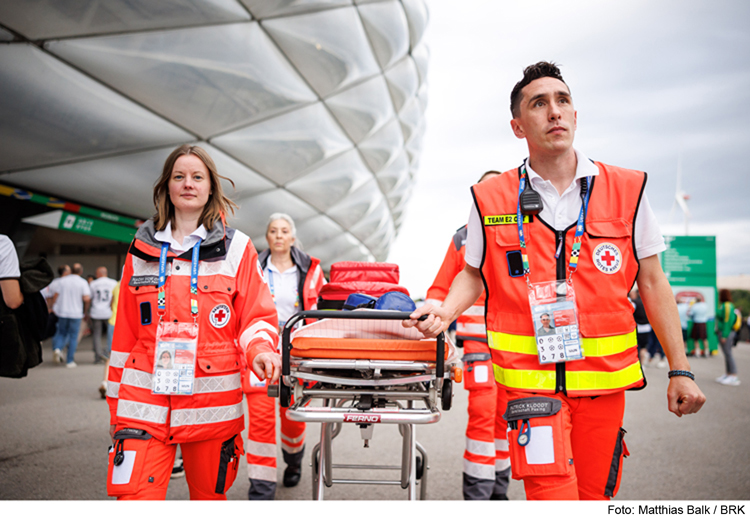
[328, 261, 400, 284]
[318, 262, 408, 310]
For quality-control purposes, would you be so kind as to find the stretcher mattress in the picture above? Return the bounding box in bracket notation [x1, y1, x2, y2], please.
[290, 314, 456, 362]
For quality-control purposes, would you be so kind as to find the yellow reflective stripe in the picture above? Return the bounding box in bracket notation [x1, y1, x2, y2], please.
[487, 330, 637, 357]
[493, 364, 556, 391]
[565, 362, 643, 391]
[493, 362, 643, 392]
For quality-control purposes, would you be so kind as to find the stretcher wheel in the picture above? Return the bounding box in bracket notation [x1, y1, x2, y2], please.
[416, 455, 424, 480]
[279, 382, 291, 408]
[441, 380, 452, 411]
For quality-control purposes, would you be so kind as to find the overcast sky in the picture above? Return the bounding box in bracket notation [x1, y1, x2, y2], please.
[389, 0, 750, 297]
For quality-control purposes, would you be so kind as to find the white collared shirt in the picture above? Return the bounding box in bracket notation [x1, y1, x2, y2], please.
[264, 261, 299, 328]
[154, 221, 208, 253]
[465, 149, 666, 268]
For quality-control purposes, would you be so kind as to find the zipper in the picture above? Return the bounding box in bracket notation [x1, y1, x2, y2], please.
[555, 230, 567, 394]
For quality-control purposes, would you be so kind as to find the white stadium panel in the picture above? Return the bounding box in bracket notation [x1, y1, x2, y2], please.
[0, 0, 250, 40]
[0, 1, 429, 270]
[324, 76, 394, 144]
[375, 150, 410, 195]
[294, 214, 346, 253]
[0, 44, 193, 173]
[1, 146, 179, 220]
[384, 56, 420, 112]
[400, 0, 429, 50]
[397, 96, 422, 144]
[358, 118, 405, 174]
[47, 22, 318, 139]
[326, 179, 384, 229]
[211, 102, 353, 186]
[242, 0, 351, 19]
[232, 189, 319, 241]
[411, 40, 430, 87]
[262, 6, 381, 98]
[357, 0, 410, 71]
[284, 150, 373, 212]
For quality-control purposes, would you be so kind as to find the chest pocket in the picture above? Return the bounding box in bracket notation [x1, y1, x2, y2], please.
[586, 219, 631, 241]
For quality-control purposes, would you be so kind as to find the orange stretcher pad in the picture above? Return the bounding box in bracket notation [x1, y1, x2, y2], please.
[289, 313, 455, 361]
[291, 336, 449, 361]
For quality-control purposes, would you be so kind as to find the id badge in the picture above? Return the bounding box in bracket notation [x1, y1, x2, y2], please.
[153, 321, 198, 395]
[528, 280, 584, 364]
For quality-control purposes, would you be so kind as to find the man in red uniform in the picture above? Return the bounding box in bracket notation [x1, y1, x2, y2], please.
[426, 171, 511, 500]
[407, 62, 705, 500]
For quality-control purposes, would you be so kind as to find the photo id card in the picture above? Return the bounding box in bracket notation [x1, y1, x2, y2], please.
[153, 322, 198, 395]
[528, 280, 584, 364]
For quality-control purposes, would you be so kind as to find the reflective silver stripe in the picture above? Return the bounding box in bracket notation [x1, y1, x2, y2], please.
[110, 351, 129, 369]
[247, 440, 276, 458]
[121, 368, 152, 390]
[462, 305, 485, 316]
[424, 298, 443, 307]
[281, 432, 305, 445]
[119, 370, 240, 394]
[463, 460, 495, 480]
[117, 399, 169, 425]
[240, 321, 277, 351]
[247, 464, 277, 482]
[495, 458, 511, 471]
[309, 265, 322, 292]
[457, 323, 486, 334]
[495, 438, 509, 452]
[170, 402, 243, 428]
[466, 437, 495, 457]
[195, 373, 242, 393]
[106, 381, 119, 399]
[280, 442, 304, 454]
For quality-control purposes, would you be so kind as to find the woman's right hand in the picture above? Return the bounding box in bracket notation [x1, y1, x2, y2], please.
[253, 352, 282, 384]
[109, 425, 116, 444]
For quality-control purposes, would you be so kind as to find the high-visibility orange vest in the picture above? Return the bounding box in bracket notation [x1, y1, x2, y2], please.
[425, 225, 487, 345]
[472, 161, 646, 397]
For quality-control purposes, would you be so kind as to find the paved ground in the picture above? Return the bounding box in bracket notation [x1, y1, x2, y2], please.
[1, 338, 748, 501]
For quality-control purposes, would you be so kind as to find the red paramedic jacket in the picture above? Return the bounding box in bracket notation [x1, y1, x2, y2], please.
[107, 219, 279, 444]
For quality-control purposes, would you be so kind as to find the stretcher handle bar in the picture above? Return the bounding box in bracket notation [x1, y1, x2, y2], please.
[281, 310, 445, 381]
[286, 406, 440, 424]
[331, 479, 403, 486]
[302, 388, 430, 398]
[333, 464, 402, 470]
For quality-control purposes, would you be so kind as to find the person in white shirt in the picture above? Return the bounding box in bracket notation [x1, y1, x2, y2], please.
[89, 267, 118, 364]
[49, 262, 91, 367]
[0, 235, 23, 310]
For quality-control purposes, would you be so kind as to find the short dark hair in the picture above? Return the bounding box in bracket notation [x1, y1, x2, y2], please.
[719, 289, 733, 303]
[478, 170, 501, 183]
[510, 61, 568, 118]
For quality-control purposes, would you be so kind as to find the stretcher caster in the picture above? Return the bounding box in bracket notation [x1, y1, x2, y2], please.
[266, 384, 279, 398]
[441, 379, 453, 411]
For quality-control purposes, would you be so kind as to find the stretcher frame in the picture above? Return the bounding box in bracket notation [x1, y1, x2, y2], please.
[270, 310, 453, 500]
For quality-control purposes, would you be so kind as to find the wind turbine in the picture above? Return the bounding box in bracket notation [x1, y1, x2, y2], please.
[669, 152, 691, 235]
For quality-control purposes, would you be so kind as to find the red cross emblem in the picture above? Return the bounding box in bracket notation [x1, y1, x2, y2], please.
[601, 251, 616, 266]
[210, 304, 231, 328]
[593, 243, 622, 274]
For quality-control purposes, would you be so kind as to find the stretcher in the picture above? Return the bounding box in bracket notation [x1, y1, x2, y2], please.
[268, 309, 459, 500]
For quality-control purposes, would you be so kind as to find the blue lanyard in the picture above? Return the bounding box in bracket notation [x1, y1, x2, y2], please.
[157, 240, 201, 319]
[516, 165, 592, 280]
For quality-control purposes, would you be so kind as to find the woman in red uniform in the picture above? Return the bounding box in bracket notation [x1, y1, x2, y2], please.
[245, 213, 325, 499]
[106, 145, 281, 500]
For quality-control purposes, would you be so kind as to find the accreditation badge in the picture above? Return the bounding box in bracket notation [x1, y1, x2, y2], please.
[153, 321, 198, 395]
[527, 280, 584, 364]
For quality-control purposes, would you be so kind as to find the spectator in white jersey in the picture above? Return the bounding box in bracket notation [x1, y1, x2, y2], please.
[89, 267, 117, 364]
[49, 263, 91, 367]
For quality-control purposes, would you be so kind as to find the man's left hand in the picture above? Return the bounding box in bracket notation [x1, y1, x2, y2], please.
[667, 376, 706, 417]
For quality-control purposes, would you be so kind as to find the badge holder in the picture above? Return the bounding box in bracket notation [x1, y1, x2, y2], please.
[153, 321, 198, 395]
[528, 280, 584, 364]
